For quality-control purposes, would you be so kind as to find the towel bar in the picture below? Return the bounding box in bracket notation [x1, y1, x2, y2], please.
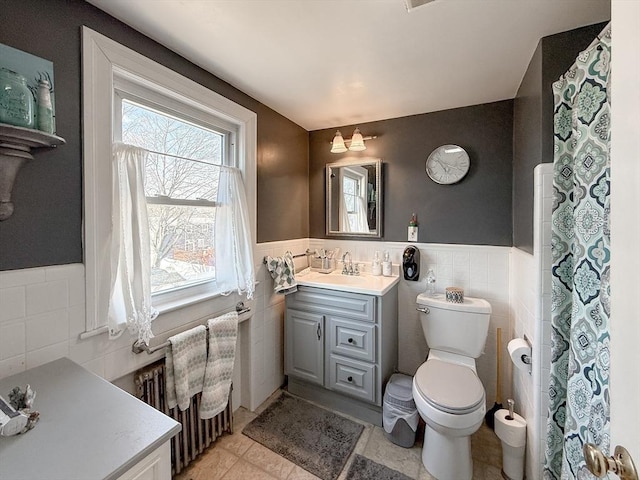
[132, 302, 251, 354]
[262, 249, 312, 264]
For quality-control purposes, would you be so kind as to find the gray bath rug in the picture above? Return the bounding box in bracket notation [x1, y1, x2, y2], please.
[345, 454, 413, 480]
[242, 393, 364, 480]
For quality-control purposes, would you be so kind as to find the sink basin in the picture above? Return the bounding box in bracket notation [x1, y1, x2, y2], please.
[296, 271, 400, 296]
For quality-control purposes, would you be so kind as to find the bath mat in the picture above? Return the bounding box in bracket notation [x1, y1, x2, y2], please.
[345, 454, 413, 480]
[242, 393, 364, 480]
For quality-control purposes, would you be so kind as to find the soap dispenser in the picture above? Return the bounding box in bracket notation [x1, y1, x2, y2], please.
[372, 251, 382, 276]
[402, 245, 420, 281]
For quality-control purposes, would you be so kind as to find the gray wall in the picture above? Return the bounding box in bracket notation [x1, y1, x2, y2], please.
[512, 21, 609, 253]
[309, 101, 514, 246]
[0, 0, 308, 271]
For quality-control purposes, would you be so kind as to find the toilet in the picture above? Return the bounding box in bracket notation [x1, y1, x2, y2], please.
[412, 293, 491, 480]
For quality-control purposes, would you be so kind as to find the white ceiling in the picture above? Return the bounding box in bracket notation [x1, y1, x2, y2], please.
[86, 0, 610, 131]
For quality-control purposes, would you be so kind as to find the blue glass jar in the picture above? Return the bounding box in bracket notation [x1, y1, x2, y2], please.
[0, 68, 35, 128]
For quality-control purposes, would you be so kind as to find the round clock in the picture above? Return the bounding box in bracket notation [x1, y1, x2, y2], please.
[425, 145, 470, 185]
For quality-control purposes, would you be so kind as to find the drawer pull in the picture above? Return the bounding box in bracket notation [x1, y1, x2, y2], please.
[347, 376, 353, 382]
[348, 338, 354, 344]
[317, 323, 322, 340]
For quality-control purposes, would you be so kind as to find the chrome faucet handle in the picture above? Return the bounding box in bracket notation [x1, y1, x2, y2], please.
[354, 263, 360, 276]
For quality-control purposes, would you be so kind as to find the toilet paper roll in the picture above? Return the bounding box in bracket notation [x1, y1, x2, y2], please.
[508, 338, 531, 373]
[494, 409, 527, 447]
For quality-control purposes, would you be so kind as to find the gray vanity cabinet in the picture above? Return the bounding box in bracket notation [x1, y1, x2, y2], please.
[285, 309, 324, 385]
[285, 284, 398, 425]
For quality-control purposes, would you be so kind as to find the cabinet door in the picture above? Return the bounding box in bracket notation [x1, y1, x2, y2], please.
[328, 316, 376, 362]
[285, 309, 324, 385]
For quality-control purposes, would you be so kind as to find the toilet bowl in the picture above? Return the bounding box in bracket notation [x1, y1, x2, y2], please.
[413, 293, 491, 480]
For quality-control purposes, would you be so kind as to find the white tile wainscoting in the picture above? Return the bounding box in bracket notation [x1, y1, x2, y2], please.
[510, 162, 554, 480]
[1, 231, 551, 478]
[0, 238, 309, 414]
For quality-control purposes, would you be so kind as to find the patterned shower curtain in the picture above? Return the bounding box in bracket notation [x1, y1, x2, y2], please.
[544, 25, 611, 480]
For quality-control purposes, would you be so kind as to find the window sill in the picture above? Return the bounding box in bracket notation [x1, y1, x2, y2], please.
[153, 280, 260, 316]
[153, 289, 224, 315]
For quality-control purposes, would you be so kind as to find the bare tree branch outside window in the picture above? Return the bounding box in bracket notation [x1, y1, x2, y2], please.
[121, 100, 224, 293]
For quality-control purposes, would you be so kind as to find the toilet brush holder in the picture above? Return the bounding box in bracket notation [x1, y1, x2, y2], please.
[495, 405, 527, 480]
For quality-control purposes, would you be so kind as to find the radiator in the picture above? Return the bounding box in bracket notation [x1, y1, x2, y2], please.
[134, 361, 233, 475]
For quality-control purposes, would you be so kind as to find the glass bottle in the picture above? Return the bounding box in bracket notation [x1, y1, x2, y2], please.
[36, 78, 54, 134]
[426, 268, 436, 296]
[0, 68, 35, 128]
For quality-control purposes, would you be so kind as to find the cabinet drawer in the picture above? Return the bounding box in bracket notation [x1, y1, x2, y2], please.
[328, 317, 376, 362]
[287, 286, 376, 323]
[329, 355, 376, 403]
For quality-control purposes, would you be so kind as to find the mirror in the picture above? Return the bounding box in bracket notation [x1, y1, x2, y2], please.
[326, 158, 382, 238]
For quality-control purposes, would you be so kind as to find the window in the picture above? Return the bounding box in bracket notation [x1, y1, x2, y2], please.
[82, 27, 256, 335]
[115, 98, 229, 295]
[341, 166, 369, 233]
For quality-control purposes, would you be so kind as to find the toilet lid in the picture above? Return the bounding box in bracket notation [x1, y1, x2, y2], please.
[415, 360, 484, 414]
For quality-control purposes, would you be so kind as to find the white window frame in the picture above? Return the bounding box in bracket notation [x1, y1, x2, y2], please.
[81, 27, 256, 336]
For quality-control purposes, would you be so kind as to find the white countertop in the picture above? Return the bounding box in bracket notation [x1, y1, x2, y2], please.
[0, 358, 181, 480]
[297, 270, 400, 296]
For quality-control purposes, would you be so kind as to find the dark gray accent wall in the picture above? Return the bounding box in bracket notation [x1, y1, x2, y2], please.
[512, 21, 609, 253]
[0, 0, 308, 271]
[309, 101, 514, 245]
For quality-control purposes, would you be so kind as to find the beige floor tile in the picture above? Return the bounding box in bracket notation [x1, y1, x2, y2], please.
[176, 390, 505, 480]
[286, 465, 322, 480]
[220, 459, 279, 480]
[362, 426, 422, 478]
[243, 442, 296, 479]
[233, 406, 257, 431]
[217, 429, 256, 457]
[417, 464, 438, 480]
[473, 461, 504, 480]
[191, 447, 240, 480]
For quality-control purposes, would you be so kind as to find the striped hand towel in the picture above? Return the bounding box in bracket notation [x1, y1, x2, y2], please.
[266, 251, 297, 294]
[200, 311, 239, 419]
[165, 325, 207, 411]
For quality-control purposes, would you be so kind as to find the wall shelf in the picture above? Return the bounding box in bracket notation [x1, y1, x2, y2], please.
[0, 122, 65, 220]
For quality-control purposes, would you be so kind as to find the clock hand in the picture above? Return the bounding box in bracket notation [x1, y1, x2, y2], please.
[434, 159, 449, 173]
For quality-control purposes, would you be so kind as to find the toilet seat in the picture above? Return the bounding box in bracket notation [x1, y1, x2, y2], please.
[414, 359, 484, 414]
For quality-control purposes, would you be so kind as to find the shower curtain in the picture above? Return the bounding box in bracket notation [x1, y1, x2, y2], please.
[545, 25, 611, 480]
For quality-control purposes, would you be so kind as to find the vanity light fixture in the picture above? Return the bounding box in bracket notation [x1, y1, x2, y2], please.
[330, 127, 376, 153]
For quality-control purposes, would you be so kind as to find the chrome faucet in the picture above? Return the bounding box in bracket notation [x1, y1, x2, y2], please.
[342, 252, 353, 275]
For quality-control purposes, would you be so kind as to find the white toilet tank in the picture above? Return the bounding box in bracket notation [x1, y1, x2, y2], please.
[416, 293, 491, 358]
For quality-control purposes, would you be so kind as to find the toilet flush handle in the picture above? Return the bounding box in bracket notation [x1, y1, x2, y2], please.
[416, 306, 430, 314]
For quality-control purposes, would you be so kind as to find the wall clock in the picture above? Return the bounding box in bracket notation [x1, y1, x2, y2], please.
[425, 144, 470, 185]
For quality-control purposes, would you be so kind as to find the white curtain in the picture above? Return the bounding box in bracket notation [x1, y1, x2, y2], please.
[354, 196, 369, 232]
[340, 194, 369, 233]
[108, 143, 158, 344]
[214, 166, 255, 299]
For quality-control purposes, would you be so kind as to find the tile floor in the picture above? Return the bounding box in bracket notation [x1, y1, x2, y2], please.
[175, 391, 504, 480]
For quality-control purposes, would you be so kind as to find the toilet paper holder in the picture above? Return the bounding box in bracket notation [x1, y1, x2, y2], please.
[508, 335, 533, 374]
[520, 335, 532, 365]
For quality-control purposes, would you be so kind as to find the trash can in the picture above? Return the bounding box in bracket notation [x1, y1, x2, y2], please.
[383, 373, 419, 448]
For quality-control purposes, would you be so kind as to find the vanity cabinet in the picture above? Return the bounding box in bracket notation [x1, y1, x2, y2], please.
[285, 284, 398, 425]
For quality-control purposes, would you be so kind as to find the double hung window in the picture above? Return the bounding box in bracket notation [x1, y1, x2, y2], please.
[114, 87, 236, 297]
[82, 27, 257, 338]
